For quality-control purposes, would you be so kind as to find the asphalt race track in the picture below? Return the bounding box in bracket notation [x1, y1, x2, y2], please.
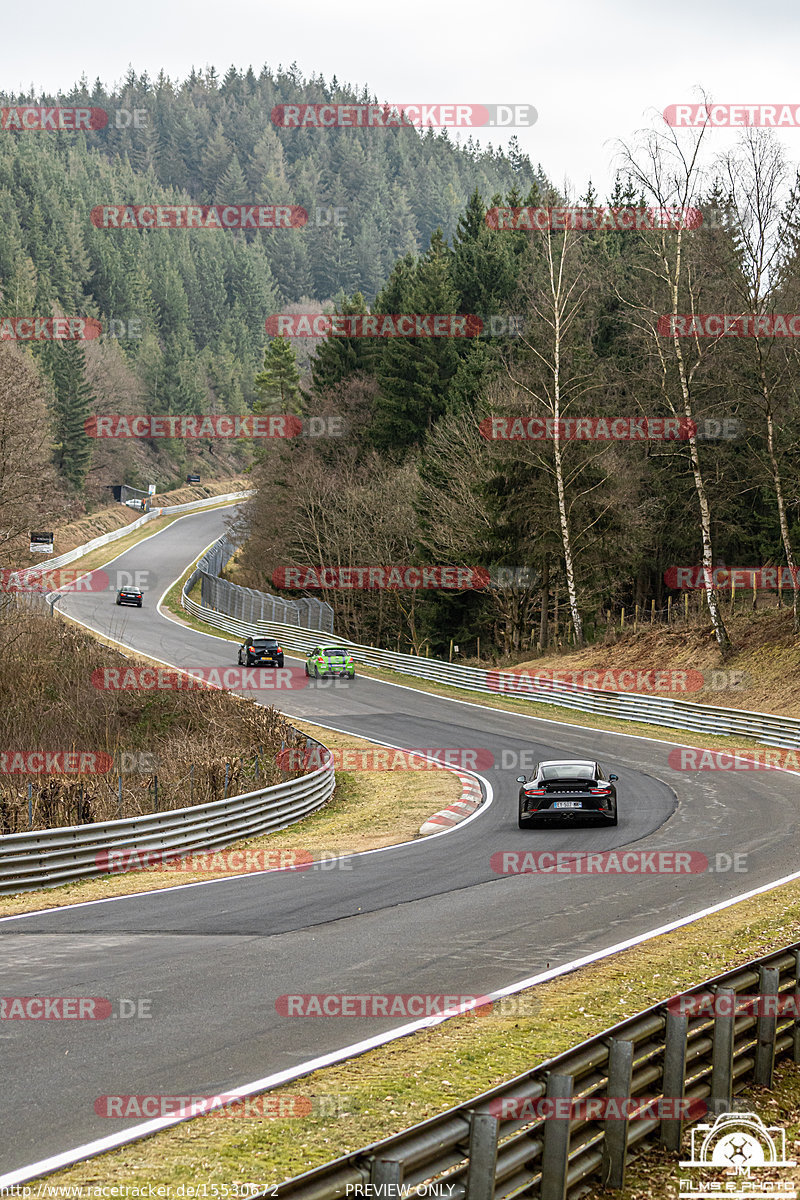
[2, 506, 798, 1176]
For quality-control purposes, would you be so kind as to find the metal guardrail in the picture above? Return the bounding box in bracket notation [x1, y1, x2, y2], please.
[183, 539, 800, 751]
[0, 739, 335, 895]
[188, 535, 334, 631]
[20, 489, 253, 579]
[274, 944, 800, 1199]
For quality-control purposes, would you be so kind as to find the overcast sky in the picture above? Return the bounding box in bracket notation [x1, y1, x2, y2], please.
[2, 0, 798, 195]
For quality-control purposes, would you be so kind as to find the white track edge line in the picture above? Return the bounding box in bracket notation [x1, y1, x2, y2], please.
[5, 861, 800, 1186]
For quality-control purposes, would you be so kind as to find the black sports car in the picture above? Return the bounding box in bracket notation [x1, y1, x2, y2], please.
[116, 588, 143, 607]
[238, 637, 284, 668]
[517, 759, 618, 828]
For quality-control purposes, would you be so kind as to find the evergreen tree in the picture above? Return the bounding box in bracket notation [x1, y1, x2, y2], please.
[254, 336, 301, 414]
[370, 231, 461, 454]
[309, 292, 372, 393]
[45, 339, 94, 488]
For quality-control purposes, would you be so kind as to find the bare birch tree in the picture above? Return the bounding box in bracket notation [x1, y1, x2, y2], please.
[717, 129, 800, 631]
[617, 112, 732, 656]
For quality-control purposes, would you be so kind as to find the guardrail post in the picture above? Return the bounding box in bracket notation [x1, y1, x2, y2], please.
[540, 1072, 573, 1200]
[370, 1157, 402, 1197]
[711, 987, 735, 1113]
[660, 1010, 688, 1150]
[754, 966, 779, 1087]
[465, 1111, 499, 1200]
[794, 951, 800, 1063]
[601, 1039, 634, 1188]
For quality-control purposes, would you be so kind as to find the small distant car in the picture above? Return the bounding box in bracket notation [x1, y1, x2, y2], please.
[305, 644, 356, 679]
[186, 474, 201, 484]
[517, 759, 618, 828]
[238, 637, 284, 668]
[116, 587, 143, 607]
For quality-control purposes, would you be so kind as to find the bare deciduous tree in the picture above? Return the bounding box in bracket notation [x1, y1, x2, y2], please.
[617, 112, 732, 656]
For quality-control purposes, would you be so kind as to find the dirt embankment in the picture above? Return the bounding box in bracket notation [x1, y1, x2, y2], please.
[50, 478, 248, 558]
[490, 608, 800, 719]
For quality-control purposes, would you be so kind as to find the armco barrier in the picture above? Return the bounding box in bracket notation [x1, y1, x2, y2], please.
[27, 489, 253, 582]
[184, 539, 800, 750]
[192, 534, 334, 631]
[0, 739, 335, 895]
[3, 489, 251, 615]
[273, 945, 800, 1198]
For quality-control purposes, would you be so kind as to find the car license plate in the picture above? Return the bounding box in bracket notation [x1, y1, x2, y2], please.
[553, 801, 582, 809]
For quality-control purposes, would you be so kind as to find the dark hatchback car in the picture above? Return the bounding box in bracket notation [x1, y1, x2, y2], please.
[238, 637, 284, 668]
[517, 759, 618, 828]
[116, 588, 143, 607]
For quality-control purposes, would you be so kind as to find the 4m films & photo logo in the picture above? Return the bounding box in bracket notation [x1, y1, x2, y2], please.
[679, 1111, 797, 1197]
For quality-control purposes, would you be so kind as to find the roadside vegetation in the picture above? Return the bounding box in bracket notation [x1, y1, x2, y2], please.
[0, 609, 299, 833]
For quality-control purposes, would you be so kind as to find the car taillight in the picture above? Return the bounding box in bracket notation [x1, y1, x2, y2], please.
[590, 787, 611, 795]
[525, 787, 545, 795]
[318, 657, 324, 662]
[276, 647, 282, 653]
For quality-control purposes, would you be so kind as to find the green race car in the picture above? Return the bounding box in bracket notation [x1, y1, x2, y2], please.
[305, 644, 356, 679]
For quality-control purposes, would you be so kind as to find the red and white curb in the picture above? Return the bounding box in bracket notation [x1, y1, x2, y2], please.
[419, 772, 484, 836]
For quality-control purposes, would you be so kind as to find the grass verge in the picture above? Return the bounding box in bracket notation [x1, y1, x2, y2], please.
[33, 872, 800, 1189]
[0, 719, 461, 918]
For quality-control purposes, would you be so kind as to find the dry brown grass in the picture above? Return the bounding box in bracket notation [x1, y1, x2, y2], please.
[0, 719, 462, 915]
[0, 610, 298, 833]
[495, 607, 800, 719]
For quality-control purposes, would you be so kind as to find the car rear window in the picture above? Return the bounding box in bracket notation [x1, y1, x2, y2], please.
[322, 648, 350, 656]
[252, 640, 278, 648]
[540, 764, 595, 780]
